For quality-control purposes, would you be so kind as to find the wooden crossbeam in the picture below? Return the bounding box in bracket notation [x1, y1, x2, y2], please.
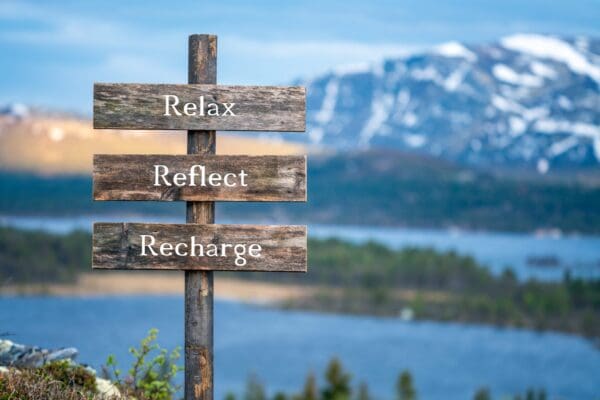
[94, 83, 305, 131]
[93, 222, 307, 272]
[93, 154, 306, 201]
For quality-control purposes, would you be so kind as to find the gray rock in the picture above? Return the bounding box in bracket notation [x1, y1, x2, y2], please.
[0, 339, 78, 368]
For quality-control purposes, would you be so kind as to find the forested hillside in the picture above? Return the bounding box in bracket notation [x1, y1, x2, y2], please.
[2, 150, 600, 233]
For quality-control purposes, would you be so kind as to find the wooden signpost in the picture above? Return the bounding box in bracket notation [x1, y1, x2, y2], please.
[92, 34, 307, 400]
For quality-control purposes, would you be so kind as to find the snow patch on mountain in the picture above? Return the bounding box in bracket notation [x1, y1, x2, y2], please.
[534, 119, 600, 139]
[444, 65, 469, 91]
[361, 93, 394, 144]
[491, 95, 526, 115]
[548, 136, 579, 157]
[315, 79, 339, 125]
[403, 133, 427, 148]
[434, 41, 477, 62]
[501, 34, 600, 84]
[530, 62, 558, 80]
[508, 116, 527, 136]
[492, 64, 544, 87]
[534, 119, 600, 159]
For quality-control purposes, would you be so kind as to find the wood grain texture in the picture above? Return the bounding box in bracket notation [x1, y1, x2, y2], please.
[93, 154, 307, 201]
[93, 223, 307, 272]
[93, 83, 305, 132]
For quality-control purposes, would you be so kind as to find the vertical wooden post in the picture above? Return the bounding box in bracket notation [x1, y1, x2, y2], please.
[185, 34, 217, 400]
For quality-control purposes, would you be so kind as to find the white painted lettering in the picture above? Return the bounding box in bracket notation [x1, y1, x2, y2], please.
[207, 103, 219, 116]
[208, 172, 221, 186]
[183, 102, 197, 116]
[222, 103, 236, 116]
[153, 165, 171, 187]
[140, 235, 157, 256]
[138, 234, 262, 266]
[153, 164, 249, 189]
[163, 95, 181, 116]
[172, 172, 187, 187]
[175, 242, 188, 256]
[160, 242, 174, 256]
[223, 173, 236, 187]
[248, 243, 262, 258]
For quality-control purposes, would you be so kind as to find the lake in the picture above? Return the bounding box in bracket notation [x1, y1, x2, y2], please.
[2, 215, 600, 281]
[1, 296, 599, 400]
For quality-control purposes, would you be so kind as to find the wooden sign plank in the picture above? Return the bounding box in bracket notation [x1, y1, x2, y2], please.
[93, 154, 306, 202]
[93, 223, 307, 272]
[94, 83, 305, 131]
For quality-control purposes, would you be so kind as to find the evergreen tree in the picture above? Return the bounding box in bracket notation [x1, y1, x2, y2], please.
[523, 388, 547, 400]
[225, 392, 236, 400]
[322, 358, 352, 400]
[526, 388, 535, 400]
[357, 382, 370, 400]
[473, 387, 491, 400]
[301, 372, 319, 400]
[273, 392, 288, 400]
[245, 373, 267, 400]
[396, 370, 416, 400]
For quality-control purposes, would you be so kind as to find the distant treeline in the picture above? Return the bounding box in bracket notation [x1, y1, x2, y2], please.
[3, 150, 600, 233]
[1, 226, 598, 339]
[0, 226, 89, 284]
[0, 171, 182, 216]
[235, 238, 600, 339]
[227, 357, 548, 400]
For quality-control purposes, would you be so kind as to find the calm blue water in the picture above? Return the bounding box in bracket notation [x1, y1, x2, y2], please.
[2, 215, 600, 281]
[0, 296, 599, 400]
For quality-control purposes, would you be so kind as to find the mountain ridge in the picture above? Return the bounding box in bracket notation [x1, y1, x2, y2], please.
[288, 33, 600, 173]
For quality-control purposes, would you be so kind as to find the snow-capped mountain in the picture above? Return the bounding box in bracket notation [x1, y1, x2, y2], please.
[293, 34, 600, 172]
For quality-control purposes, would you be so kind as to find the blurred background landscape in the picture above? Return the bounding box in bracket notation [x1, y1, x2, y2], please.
[0, 1, 599, 399]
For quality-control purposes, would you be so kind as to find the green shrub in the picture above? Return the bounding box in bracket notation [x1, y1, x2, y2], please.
[40, 360, 97, 393]
[103, 328, 182, 400]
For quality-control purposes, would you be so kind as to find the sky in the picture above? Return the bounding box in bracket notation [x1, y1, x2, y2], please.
[0, 0, 599, 114]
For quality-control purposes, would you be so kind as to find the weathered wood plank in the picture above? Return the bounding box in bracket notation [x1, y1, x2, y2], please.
[93, 223, 307, 272]
[93, 154, 306, 202]
[93, 83, 305, 131]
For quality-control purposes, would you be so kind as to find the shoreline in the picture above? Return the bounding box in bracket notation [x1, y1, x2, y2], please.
[2, 273, 598, 345]
[0, 272, 310, 304]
